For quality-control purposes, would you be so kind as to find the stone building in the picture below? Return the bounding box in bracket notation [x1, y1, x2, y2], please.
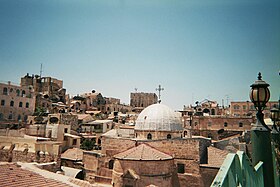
[20, 73, 67, 113]
[130, 92, 158, 111]
[230, 101, 279, 118]
[83, 103, 213, 187]
[0, 81, 35, 122]
[81, 92, 106, 112]
[184, 115, 254, 140]
[105, 97, 132, 114]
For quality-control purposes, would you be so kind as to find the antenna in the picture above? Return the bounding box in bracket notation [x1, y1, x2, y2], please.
[40, 63, 43, 77]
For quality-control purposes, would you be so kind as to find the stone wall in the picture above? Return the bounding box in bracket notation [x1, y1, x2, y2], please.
[200, 166, 219, 187]
[112, 159, 175, 187]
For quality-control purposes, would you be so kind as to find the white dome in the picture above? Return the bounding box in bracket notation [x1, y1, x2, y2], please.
[135, 104, 183, 131]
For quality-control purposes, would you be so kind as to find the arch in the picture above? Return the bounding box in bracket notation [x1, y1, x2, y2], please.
[26, 102, 29, 108]
[22, 90, 26, 97]
[239, 122, 243, 127]
[167, 134, 171, 139]
[1, 100, 5, 106]
[184, 131, 188, 137]
[10, 101, 14, 107]
[203, 108, 210, 113]
[147, 133, 152, 140]
[19, 102, 23, 107]
[3, 87, 8, 95]
[16, 89, 20, 96]
[211, 109, 215, 115]
[109, 159, 114, 169]
[224, 122, 228, 127]
[8, 113, 13, 120]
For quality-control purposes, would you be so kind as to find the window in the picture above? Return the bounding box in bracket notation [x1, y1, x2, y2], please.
[16, 89, 20, 96]
[239, 122, 243, 127]
[233, 105, 240, 110]
[243, 105, 246, 110]
[24, 115, 28, 122]
[10, 88, 13, 93]
[3, 87, 8, 95]
[167, 134, 171, 139]
[19, 102, 23, 107]
[109, 160, 114, 169]
[1, 100, 5, 106]
[177, 163, 185, 174]
[64, 128, 68, 133]
[18, 115, 21, 121]
[147, 133, 152, 140]
[10, 101, 14, 107]
[73, 139, 77, 145]
[8, 113, 12, 119]
[208, 122, 212, 127]
[224, 122, 228, 127]
[0, 113, 3, 120]
[22, 90, 26, 97]
[26, 102, 29, 108]
[250, 105, 254, 110]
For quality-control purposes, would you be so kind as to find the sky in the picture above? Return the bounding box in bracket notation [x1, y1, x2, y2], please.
[0, 0, 279, 110]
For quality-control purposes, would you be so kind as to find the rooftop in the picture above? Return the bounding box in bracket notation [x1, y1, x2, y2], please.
[114, 144, 173, 161]
[61, 148, 83, 161]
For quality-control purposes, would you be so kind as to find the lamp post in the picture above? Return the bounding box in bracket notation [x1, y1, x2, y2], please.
[250, 72, 275, 187]
[271, 107, 280, 145]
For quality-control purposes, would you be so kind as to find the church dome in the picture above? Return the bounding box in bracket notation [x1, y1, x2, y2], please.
[135, 104, 183, 131]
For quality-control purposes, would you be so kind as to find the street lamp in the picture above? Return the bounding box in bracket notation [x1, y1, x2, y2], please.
[250, 72, 271, 130]
[249, 72, 275, 187]
[271, 107, 280, 132]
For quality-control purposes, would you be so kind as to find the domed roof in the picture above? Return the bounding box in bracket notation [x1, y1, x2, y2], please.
[135, 103, 183, 131]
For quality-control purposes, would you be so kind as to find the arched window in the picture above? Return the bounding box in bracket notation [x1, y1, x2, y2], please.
[19, 102, 23, 107]
[16, 89, 20, 96]
[18, 115, 21, 121]
[239, 122, 243, 127]
[167, 134, 171, 139]
[26, 102, 29, 108]
[1, 100, 5, 106]
[147, 133, 152, 140]
[10, 101, 14, 107]
[224, 122, 228, 127]
[22, 90, 26, 97]
[0, 113, 3, 120]
[109, 160, 114, 169]
[184, 131, 188, 137]
[8, 113, 13, 119]
[24, 115, 28, 122]
[3, 87, 8, 95]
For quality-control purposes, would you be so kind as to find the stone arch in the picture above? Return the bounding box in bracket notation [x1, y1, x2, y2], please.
[147, 133, 152, 140]
[167, 134, 171, 139]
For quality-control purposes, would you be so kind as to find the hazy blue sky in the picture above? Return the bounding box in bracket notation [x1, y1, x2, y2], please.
[0, 0, 279, 110]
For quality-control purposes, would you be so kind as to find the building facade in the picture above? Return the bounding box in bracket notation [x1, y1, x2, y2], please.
[230, 101, 279, 118]
[0, 82, 35, 122]
[130, 92, 158, 111]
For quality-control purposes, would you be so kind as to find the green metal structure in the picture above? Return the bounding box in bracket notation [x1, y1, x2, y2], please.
[211, 144, 280, 187]
[211, 151, 264, 187]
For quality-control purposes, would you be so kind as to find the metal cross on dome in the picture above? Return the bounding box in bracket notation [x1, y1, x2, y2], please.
[156, 84, 164, 103]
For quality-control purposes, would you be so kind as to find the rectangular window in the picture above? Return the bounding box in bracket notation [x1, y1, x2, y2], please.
[1, 100, 5, 106]
[177, 163, 185, 174]
[64, 128, 68, 133]
[73, 139, 77, 145]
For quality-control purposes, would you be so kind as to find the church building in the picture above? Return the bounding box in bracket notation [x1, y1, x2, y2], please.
[83, 103, 213, 187]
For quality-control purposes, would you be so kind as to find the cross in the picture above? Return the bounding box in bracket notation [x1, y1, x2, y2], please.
[156, 85, 164, 103]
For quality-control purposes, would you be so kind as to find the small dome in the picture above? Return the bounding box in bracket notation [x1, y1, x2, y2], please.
[135, 104, 183, 131]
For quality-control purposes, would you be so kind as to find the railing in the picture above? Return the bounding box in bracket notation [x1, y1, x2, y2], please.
[211, 151, 264, 187]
